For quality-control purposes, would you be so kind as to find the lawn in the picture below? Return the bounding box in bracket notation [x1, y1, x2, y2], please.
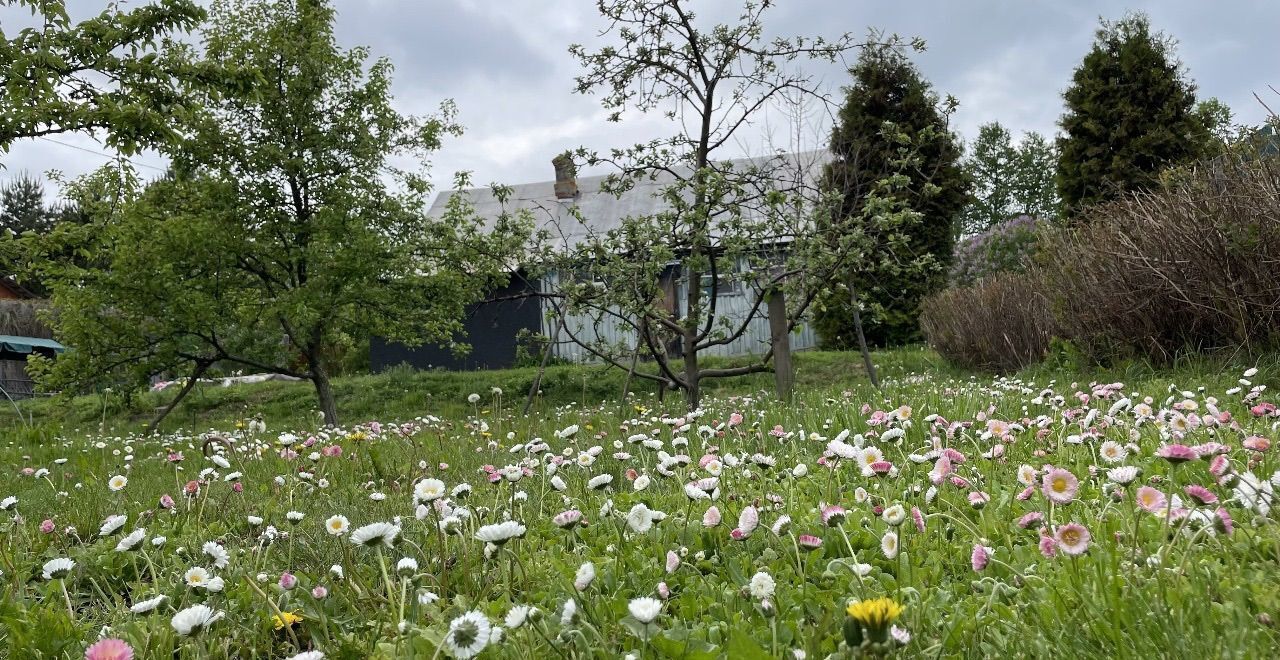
[1, 347, 1278, 658]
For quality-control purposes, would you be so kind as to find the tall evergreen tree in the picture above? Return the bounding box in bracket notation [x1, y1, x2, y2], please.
[0, 173, 52, 236]
[815, 46, 968, 348]
[1057, 13, 1206, 213]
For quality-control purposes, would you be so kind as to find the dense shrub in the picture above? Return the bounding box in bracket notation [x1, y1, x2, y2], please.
[919, 272, 1057, 371]
[950, 215, 1043, 285]
[1034, 155, 1280, 362]
[925, 155, 1280, 370]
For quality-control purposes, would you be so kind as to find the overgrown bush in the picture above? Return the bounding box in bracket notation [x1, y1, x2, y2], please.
[919, 272, 1057, 371]
[1034, 155, 1280, 362]
[950, 215, 1043, 285]
[925, 154, 1280, 371]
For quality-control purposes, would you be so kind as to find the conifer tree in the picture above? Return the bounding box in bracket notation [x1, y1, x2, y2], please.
[1057, 13, 1206, 213]
[815, 46, 967, 348]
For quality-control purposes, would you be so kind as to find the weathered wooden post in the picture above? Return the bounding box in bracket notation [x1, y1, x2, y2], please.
[767, 286, 794, 401]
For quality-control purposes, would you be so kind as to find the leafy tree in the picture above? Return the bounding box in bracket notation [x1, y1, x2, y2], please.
[23, 166, 281, 428]
[27, 0, 526, 426]
[959, 123, 1060, 235]
[813, 46, 968, 348]
[1056, 13, 1209, 213]
[0, 172, 52, 235]
[956, 123, 1015, 237]
[0, 0, 207, 154]
[1009, 131, 1059, 219]
[545, 0, 921, 410]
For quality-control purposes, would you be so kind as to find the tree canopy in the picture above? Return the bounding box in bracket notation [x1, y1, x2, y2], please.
[1056, 13, 1211, 213]
[0, 0, 209, 155]
[813, 45, 968, 348]
[25, 0, 527, 426]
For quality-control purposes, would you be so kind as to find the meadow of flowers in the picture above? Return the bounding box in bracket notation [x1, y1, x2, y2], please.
[3, 365, 1280, 658]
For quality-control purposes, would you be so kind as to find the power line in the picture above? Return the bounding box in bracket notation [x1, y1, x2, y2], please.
[35, 136, 169, 173]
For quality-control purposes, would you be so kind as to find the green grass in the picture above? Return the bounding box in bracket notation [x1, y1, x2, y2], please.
[0, 348, 960, 434]
[1, 346, 1278, 658]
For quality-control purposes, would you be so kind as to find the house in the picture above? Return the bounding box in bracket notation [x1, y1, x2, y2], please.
[0, 276, 35, 300]
[0, 291, 62, 401]
[371, 150, 831, 372]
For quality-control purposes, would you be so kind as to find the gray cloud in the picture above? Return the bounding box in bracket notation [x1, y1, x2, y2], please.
[3, 0, 1277, 202]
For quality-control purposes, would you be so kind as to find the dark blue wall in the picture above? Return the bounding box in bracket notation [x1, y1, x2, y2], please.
[370, 276, 542, 371]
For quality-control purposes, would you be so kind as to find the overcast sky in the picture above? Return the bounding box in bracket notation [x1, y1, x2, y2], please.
[4, 0, 1277, 201]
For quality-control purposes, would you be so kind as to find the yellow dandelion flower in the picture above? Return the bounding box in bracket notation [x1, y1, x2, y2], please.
[845, 597, 903, 629]
[272, 611, 304, 630]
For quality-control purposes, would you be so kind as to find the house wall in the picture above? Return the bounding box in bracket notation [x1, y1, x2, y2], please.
[370, 276, 542, 371]
[541, 266, 817, 363]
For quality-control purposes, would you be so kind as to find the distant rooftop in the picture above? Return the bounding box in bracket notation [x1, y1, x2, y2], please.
[429, 150, 832, 250]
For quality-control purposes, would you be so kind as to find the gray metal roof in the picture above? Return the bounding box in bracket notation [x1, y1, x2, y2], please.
[429, 149, 833, 250]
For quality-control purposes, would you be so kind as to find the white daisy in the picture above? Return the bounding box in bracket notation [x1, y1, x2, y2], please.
[115, 528, 146, 552]
[108, 475, 128, 491]
[99, 514, 127, 537]
[171, 604, 223, 636]
[414, 478, 446, 503]
[587, 474, 614, 490]
[574, 562, 596, 591]
[130, 594, 168, 614]
[41, 557, 75, 580]
[628, 596, 662, 624]
[202, 541, 230, 568]
[325, 515, 350, 536]
[505, 605, 536, 629]
[881, 531, 899, 559]
[184, 566, 211, 588]
[445, 610, 491, 659]
[748, 571, 775, 600]
[349, 522, 400, 548]
[475, 521, 525, 545]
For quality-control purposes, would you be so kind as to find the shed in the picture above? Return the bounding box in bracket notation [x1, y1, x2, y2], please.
[372, 150, 830, 372]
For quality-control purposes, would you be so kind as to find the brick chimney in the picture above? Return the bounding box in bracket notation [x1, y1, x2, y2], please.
[552, 152, 578, 199]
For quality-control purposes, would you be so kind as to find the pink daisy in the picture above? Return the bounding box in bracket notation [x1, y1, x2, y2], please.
[1214, 507, 1234, 535]
[967, 491, 990, 509]
[869, 461, 894, 476]
[702, 506, 722, 528]
[910, 507, 926, 533]
[553, 510, 584, 529]
[820, 505, 847, 527]
[1054, 522, 1091, 555]
[1155, 444, 1197, 463]
[85, 639, 134, 660]
[1243, 436, 1271, 452]
[796, 534, 823, 551]
[970, 544, 990, 572]
[1038, 533, 1058, 558]
[1135, 485, 1167, 513]
[1016, 512, 1044, 530]
[1041, 468, 1079, 504]
[1183, 484, 1218, 506]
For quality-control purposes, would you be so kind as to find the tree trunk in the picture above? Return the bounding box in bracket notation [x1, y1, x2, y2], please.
[848, 283, 880, 388]
[767, 287, 794, 400]
[683, 336, 700, 411]
[147, 361, 211, 433]
[524, 317, 564, 415]
[310, 358, 339, 427]
[619, 342, 641, 404]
